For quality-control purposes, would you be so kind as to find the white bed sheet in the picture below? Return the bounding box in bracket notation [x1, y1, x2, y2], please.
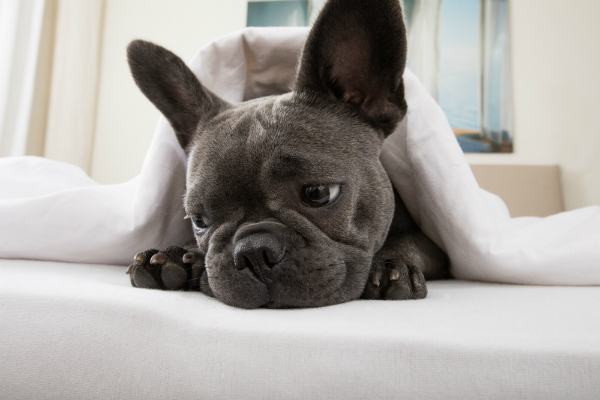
[1, 258, 599, 399]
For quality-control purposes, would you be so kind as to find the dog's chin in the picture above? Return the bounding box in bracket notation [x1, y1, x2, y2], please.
[261, 301, 298, 309]
[209, 258, 372, 309]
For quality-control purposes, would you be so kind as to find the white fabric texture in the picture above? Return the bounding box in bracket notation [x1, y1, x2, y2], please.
[1, 258, 599, 399]
[0, 0, 45, 157]
[0, 27, 599, 285]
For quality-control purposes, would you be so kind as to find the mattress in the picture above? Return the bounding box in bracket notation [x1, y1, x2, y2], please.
[1, 258, 599, 399]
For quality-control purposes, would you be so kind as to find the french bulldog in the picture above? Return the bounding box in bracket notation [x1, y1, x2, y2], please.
[125, 0, 448, 309]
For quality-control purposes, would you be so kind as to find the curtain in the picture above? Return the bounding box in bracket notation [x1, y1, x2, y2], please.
[480, 0, 512, 145]
[0, 0, 46, 157]
[405, 0, 442, 101]
[43, 0, 104, 174]
[0, 0, 104, 173]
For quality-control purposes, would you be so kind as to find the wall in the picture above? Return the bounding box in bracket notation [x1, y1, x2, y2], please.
[89, 0, 247, 184]
[87, 0, 600, 211]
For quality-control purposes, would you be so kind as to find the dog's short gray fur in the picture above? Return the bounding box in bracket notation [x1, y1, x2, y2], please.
[126, 0, 448, 309]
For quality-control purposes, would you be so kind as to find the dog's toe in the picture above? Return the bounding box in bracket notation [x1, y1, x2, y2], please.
[161, 262, 188, 289]
[384, 264, 428, 300]
[128, 246, 205, 291]
[382, 263, 411, 300]
[409, 267, 428, 299]
[362, 259, 428, 300]
[128, 249, 161, 288]
[132, 265, 163, 289]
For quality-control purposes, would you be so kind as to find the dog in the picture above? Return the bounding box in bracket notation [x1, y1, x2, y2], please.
[125, 0, 448, 309]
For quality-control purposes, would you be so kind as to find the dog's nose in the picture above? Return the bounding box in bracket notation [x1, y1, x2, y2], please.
[233, 233, 285, 276]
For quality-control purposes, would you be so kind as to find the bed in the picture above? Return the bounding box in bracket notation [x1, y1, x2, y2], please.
[2, 255, 599, 399]
[1, 27, 599, 399]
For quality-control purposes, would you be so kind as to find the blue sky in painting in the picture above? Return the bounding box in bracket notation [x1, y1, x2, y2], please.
[440, 0, 479, 48]
[438, 0, 480, 131]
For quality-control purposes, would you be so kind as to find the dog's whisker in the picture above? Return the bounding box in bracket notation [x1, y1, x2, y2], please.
[158, 164, 187, 180]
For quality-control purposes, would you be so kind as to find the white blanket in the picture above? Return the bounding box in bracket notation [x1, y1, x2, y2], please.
[1, 27, 599, 285]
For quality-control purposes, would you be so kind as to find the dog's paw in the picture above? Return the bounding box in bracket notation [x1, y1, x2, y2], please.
[126, 246, 205, 291]
[361, 259, 427, 300]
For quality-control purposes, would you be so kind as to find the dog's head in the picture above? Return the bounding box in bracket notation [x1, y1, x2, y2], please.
[127, 0, 407, 308]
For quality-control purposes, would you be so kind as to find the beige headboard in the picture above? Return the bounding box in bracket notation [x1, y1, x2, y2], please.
[470, 165, 564, 218]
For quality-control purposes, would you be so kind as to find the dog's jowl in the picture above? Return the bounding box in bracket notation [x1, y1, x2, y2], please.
[125, 0, 448, 308]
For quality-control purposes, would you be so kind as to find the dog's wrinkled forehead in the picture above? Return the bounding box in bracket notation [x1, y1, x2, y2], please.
[185, 93, 382, 203]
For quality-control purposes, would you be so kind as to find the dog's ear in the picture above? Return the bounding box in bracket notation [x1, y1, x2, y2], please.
[295, 0, 408, 136]
[127, 40, 229, 150]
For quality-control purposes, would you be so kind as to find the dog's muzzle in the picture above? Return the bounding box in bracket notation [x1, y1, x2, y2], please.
[233, 221, 287, 290]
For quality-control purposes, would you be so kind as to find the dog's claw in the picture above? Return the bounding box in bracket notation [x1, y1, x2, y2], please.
[134, 253, 145, 265]
[389, 268, 400, 281]
[370, 271, 381, 287]
[150, 253, 166, 265]
[126, 264, 134, 274]
[411, 273, 422, 287]
[183, 253, 195, 264]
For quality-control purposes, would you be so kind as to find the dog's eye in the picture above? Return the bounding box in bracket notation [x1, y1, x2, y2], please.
[187, 213, 212, 230]
[301, 184, 341, 207]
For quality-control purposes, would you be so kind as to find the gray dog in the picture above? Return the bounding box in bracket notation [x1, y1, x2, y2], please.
[126, 0, 448, 308]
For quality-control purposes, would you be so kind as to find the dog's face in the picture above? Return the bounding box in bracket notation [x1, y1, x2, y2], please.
[128, 0, 408, 308]
[184, 95, 396, 308]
